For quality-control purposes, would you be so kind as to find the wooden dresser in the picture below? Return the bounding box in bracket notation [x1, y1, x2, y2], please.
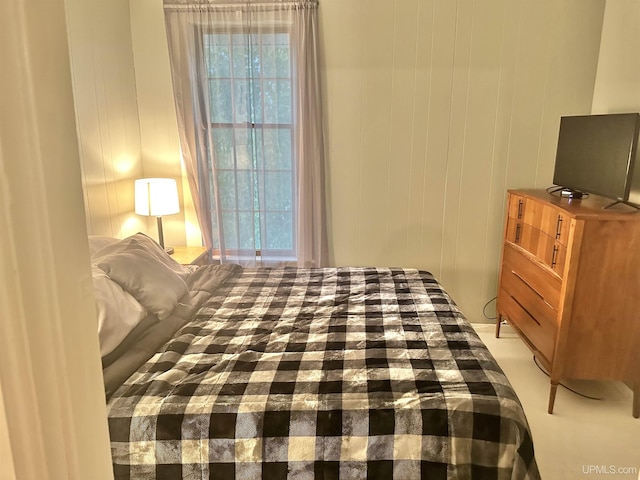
[496, 189, 640, 417]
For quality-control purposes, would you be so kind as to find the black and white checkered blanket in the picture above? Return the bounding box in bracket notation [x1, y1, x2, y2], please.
[107, 267, 539, 479]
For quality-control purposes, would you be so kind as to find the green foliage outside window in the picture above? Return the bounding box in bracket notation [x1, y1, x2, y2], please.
[204, 31, 294, 255]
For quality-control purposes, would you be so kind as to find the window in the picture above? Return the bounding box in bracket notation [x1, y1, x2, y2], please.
[164, 0, 326, 267]
[203, 30, 296, 259]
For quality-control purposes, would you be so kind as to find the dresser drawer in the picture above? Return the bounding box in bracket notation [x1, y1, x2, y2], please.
[504, 219, 567, 278]
[507, 193, 570, 246]
[498, 287, 557, 363]
[500, 267, 558, 326]
[507, 193, 527, 221]
[539, 204, 570, 246]
[540, 241, 566, 275]
[501, 243, 561, 309]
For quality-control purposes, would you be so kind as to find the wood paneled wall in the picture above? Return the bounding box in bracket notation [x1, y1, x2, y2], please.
[320, 0, 605, 319]
[66, 0, 146, 238]
[67, 0, 192, 247]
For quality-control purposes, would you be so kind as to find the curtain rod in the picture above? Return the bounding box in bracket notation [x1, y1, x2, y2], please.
[164, 0, 317, 10]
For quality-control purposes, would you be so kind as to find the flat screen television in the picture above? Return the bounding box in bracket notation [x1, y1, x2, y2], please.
[552, 113, 640, 207]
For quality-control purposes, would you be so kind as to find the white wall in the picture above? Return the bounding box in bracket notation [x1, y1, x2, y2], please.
[320, 0, 605, 319]
[592, 0, 640, 113]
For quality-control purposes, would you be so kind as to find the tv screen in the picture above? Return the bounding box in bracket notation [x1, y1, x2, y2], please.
[552, 113, 640, 205]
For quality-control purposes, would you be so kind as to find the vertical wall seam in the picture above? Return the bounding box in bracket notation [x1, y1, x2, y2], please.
[356, 0, 366, 265]
[501, 0, 523, 197]
[452, 0, 475, 293]
[439, 0, 459, 280]
[419, 0, 436, 272]
[405, 0, 421, 263]
[480, 0, 509, 308]
[384, 0, 398, 261]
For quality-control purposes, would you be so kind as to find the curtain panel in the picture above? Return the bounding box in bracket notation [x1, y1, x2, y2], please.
[164, 0, 328, 267]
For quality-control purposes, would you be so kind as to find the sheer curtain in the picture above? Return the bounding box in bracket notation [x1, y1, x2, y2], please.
[164, 0, 328, 267]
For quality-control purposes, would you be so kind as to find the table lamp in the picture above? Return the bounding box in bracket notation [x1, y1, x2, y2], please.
[134, 178, 180, 254]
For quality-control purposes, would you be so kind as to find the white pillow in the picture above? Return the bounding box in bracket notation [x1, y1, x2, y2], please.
[88, 235, 120, 257]
[94, 238, 188, 319]
[92, 266, 147, 357]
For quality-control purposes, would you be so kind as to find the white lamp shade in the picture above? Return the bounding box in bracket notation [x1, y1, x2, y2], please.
[135, 178, 180, 217]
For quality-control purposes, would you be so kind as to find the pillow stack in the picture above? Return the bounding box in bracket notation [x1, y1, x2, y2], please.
[89, 233, 192, 358]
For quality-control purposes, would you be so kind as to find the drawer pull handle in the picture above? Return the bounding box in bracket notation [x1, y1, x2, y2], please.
[517, 199, 524, 219]
[515, 223, 521, 243]
[555, 215, 563, 239]
[511, 295, 541, 326]
[551, 245, 559, 268]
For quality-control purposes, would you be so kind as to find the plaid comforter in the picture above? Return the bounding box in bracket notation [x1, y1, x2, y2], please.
[107, 267, 540, 480]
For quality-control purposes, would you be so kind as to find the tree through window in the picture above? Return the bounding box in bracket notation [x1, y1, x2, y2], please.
[203, 30, 295, 259]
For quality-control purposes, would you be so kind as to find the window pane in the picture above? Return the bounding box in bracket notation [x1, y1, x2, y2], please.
[262, 35, 290, 79]
[234, 128, 254, 170]
[262, 44, 276, 78]
[251, 81, 263, 124]
[210, 207, 220, 249]
[263, 80, 291, 124]
[233, 79, 249, 124]
[266, 212, 293, 250]
[253, 128, 264, 169]
[265, 171, 292, 211]
[204, 34, 231, 78]
[209, 79, 233, 123]
[232, 35, 260, 78]
[222, 211, 239, 249]
[238, 211, 256, 250]
[236, 169, 254, 211]
[232, 40, 248, 78]
[217, 171, 237, 210]
[263, 128, 291, 170]
[275, 46, 290, 78]
[212, 128, 234, 169]
[206, 45, 231, 78]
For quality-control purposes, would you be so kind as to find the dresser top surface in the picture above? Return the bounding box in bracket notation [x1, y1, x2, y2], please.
[509, 189, 640, 220]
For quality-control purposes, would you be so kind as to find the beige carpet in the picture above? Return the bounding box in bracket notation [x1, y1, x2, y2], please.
[474, 323, 640, 480]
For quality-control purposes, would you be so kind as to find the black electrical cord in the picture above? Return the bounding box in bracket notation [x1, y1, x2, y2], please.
[545, 185, 590, 200]
[482, 296, 497, 321]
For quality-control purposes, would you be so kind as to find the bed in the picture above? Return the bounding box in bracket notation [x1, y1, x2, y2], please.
[92, 234, 540, 480]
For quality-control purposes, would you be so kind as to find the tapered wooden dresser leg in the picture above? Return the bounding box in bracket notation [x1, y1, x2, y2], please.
[495, 315, 502, 338]
[548, 381, 559, 414]
[633, 383, 639, 419]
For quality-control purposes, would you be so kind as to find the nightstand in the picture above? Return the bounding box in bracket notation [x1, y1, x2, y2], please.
[170, 246, 210, 266]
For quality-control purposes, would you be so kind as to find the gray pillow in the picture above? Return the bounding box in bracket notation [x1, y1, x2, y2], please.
[95, 238, 187, 319]
[92, 232, 191, 279]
